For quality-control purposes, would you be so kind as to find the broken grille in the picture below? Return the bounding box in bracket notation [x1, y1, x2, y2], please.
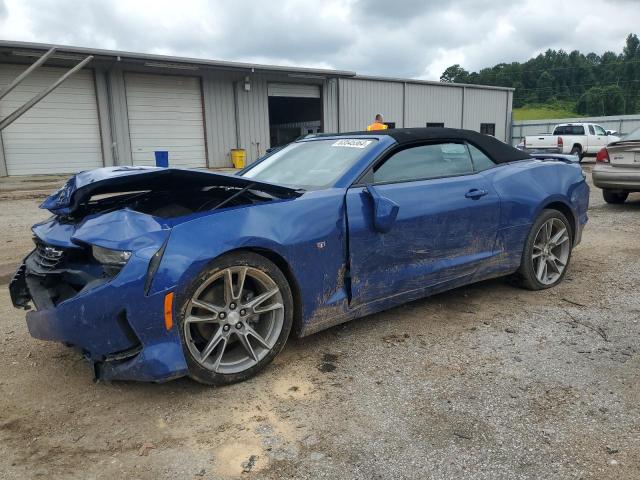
[33, 241, 65, 270]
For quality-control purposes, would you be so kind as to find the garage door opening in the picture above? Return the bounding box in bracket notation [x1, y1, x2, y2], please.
[267, 83, 322, 148]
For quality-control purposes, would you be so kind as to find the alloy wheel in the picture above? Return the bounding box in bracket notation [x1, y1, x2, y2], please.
[183, 266, 284, 374]
[532, 218, 571, 285]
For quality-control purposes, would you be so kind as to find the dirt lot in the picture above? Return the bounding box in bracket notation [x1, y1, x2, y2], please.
[0, 165, 638, 479]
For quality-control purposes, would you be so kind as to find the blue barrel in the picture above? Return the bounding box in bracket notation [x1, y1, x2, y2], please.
[154, 151, 169, 168]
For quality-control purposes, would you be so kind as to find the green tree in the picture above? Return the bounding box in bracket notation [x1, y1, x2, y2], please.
[440, 64, 469, 83]
[622, 34, 640, 113]
[440, 33, 640, 115]
[602, 85, 625, 115]
[536, 71, 555, 102]
[576, 88, 598, 115]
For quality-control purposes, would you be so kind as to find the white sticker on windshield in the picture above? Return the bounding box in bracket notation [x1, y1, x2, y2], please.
[332, 139, 373, 148]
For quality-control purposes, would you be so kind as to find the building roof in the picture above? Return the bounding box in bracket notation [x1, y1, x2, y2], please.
[0, 40, 357, 77]
[0, 40, 513, 91]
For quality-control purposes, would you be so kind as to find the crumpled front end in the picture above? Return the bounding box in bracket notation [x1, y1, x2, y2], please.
[9, 212, 188, 383]
[10, 166, 301, 383]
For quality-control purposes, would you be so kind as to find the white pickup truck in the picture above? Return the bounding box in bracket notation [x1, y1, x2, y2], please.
[523, 123, 620, 161]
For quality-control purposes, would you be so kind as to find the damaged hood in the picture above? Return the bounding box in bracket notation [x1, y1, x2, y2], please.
[41, 166, 300, 215]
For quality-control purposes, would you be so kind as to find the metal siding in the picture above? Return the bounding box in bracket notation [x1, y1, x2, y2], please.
[463, 88, 508, 142]
[0, 64, 103, 175]
[203, 75, 237, 167]
[323, 79, 339, 133]
[405, 83, 463, 128]
[106, 68, 133, 166]
[338, 78, 404, 131]
[236, 76, 270, 164]
[0, 131, 6, 176]
[267, 83, 320, 98]
[125, 72, 206, 168]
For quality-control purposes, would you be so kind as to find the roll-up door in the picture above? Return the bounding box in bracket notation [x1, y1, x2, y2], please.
[0, 64, 103, 176]
[125, 73, 207, 168]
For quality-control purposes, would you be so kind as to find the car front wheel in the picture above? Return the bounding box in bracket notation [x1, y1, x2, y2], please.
[515, 209, 573, 290]
[602, 189, 628, 204]
[178, 252, 293, 386]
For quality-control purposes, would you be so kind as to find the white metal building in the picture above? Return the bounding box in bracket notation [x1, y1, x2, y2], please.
[0, 41, 514, 176]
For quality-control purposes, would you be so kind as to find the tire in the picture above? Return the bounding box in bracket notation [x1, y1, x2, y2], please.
[570, 146, 583, 162]
[513, 209, 573, 291]
[602, 189, 628, 204]
[177, 251, 293, 386]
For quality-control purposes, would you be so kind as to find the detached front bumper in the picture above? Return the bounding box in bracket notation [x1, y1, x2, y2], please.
[9, 249, 188, 383]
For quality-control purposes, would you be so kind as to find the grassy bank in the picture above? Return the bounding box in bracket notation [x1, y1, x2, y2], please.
[513, 101, 582, 121]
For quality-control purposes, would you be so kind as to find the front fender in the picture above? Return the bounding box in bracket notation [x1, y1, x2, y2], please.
[150, 189, 349, 326]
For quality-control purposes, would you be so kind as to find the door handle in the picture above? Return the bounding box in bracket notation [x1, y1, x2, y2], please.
[465, 188, 488, 199]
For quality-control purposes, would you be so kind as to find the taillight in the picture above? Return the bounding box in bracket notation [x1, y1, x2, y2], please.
[596, 148, 610, 163]
[557, 136, 563, 148]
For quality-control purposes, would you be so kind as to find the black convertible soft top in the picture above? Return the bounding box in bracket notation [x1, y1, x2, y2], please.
[322, 127, 532, 164]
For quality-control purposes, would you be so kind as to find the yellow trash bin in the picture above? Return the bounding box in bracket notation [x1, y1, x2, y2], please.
[230, 149, 246, 169]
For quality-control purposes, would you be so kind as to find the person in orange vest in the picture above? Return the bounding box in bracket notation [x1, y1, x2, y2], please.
[367, 114, 388, 131]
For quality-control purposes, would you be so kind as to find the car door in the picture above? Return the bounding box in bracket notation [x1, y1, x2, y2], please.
[592, 124, 608, 151]
[345, 142, 501, 306]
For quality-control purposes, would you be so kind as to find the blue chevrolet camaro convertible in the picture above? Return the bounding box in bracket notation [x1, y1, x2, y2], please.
[10, 128, 589, 385]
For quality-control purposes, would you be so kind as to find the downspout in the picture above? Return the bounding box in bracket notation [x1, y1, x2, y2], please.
[402, 82, 407, 128]
[233, 81, 241, 149]
[337, 78, 341, 133]
[460, 86, 466, 129]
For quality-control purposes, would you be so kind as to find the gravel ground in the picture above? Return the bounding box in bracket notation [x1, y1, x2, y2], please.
[0, 164, 638, 479]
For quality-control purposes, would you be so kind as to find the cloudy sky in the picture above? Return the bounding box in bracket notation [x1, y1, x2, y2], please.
[0, 0, 638, 79]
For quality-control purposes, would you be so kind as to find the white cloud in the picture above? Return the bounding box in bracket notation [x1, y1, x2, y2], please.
[0, 0, 638, 80]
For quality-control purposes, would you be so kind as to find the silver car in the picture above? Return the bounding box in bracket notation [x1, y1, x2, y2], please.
[593, 127, 640, 204]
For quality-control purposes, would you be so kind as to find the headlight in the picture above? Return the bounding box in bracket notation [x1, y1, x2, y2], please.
[92, 245, 132, 266]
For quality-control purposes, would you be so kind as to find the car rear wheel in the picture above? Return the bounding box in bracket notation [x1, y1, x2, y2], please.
[570, 146, 583, 162]
[602, 189, 628, 204]
[514, 209, 573, 290]
[178, 252, 293, 386]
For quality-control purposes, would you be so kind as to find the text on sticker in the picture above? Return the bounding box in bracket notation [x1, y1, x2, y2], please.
[332, 139, 373, 148]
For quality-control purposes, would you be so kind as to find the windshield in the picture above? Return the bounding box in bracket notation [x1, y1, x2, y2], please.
[241, 139, 377, 188]
[621, 127, 640, 141]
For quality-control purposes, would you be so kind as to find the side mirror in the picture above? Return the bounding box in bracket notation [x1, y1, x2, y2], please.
[364, 185, 399, 233]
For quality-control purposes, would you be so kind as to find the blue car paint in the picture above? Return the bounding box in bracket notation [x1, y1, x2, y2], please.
[25, 235, 188, 381]
[346, 172, 502, 306]
[13, 134, 589, 382]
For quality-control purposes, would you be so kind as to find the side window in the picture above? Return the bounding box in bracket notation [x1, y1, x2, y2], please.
[594, 125, 607, 136]
[373, 143, 473, 184]
[480, 123, 495, 136]
[467, 144, 496, 172]
[588, 125, 595, 135]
